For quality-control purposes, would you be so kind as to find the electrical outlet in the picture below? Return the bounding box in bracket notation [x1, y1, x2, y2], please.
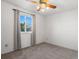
[5, 44, 8, 47]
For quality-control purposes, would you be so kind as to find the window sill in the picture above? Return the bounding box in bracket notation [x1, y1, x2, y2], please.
[21, 32, 32, 34]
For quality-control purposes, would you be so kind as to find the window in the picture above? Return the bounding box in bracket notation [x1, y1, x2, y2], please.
[20, 15, 32, 32]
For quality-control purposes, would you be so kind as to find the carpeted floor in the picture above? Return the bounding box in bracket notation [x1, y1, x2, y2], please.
[2, 43, 78, 59]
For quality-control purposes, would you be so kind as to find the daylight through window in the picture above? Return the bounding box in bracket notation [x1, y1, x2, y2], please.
[20, 15, 32, 32]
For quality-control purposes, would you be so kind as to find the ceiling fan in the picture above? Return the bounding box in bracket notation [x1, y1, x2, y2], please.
[27, 0, 56, 12]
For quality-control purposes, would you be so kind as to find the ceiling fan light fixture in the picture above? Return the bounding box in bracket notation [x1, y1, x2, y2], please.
[46, 7, 50, 9]
[40, 3, 46, 8]
[36, 6, 40, 9]
[40, 9, 45, 12]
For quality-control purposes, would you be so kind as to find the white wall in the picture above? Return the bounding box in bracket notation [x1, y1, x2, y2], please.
[45, 9, 78, 50]
[1, 1, 14, 54]
[36, 15, 45, 44]
[1, 1, 45, 54]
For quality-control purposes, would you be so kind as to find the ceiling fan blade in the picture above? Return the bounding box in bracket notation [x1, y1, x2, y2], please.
[40, 0, 48, 3]
[31, 1, 38, 4]
[26, 0, 38, 4]
[47, 4, 56, 9]
[36, 6, 41, 11]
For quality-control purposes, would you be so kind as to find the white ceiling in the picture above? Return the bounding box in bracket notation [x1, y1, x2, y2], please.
[2, 0, 78, 15]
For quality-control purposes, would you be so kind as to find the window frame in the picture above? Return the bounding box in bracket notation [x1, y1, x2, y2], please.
[19, 15, 33, 33]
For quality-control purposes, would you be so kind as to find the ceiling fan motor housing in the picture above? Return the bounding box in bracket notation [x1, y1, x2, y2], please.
[40, 0, 48, 3]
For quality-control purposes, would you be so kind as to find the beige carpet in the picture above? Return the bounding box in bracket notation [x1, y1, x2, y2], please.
[2, 43, 78, 59]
